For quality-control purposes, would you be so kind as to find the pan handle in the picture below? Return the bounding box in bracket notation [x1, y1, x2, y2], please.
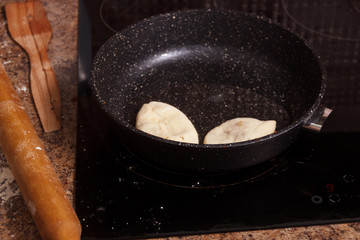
[304, 106, 360, 134]
[303, 106, 332, 132]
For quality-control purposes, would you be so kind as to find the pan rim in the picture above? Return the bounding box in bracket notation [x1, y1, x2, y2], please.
[90, 8, 327, 149]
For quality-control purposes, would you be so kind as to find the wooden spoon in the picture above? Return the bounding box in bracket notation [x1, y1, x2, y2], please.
[0, 62, 81, 239]
[5, 1, 61, 133]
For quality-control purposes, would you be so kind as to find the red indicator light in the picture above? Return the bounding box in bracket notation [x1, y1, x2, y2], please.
[326, 184, 334, 192]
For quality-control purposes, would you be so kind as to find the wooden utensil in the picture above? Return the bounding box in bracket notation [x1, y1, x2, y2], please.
[5, 1, 61, 133]
[0, 62, 81, 239]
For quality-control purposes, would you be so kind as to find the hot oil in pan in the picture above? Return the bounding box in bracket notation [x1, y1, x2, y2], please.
[150, 82, 291, 142]
[119, 48, 292, 141]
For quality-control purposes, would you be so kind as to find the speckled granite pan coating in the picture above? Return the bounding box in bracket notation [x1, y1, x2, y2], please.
[90, 9, 325, 173]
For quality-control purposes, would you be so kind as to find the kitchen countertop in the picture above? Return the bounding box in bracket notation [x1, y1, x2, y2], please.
[0, 0, 359, 239]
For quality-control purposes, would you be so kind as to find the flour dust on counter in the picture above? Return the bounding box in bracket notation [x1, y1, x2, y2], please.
[0, 167, 20, 205]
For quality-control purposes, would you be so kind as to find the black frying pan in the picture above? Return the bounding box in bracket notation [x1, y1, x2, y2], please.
[90, 9, 326, 174]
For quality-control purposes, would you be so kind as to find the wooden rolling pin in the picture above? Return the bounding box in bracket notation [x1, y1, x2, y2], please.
[0, 62, 81, 239]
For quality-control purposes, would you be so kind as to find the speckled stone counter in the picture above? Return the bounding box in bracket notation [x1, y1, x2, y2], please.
[0, 1, 359, 239]
[0, 0, 78, 239]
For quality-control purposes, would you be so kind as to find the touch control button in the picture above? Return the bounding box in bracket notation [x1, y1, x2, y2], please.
[329, 193, 341, 203]
[311, 195, 323, 204]
[343, 174, 355, 183]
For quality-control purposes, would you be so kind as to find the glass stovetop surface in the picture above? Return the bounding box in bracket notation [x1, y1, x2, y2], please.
[76, 0, 360, 239]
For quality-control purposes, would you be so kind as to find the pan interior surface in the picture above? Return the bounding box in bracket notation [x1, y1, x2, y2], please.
[91, 9, 324, 145]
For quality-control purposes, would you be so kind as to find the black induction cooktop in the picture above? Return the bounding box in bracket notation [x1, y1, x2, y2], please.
[76, 0, 360, 239]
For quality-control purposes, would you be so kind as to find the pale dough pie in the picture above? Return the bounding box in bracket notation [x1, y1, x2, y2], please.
[136, 101, 199, 144]
[204, 117, 276, 144]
